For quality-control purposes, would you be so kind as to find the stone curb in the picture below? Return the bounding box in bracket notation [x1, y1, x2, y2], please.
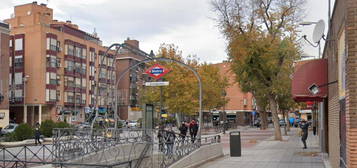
[0, 138, 52, 147]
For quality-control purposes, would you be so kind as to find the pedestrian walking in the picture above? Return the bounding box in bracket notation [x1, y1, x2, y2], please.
[158, 125, 165, 152]
[165, 128, 176, 156]
[34, 122, 42, 145]
[189, 120, 198, 143]
[179, 122, 188, 141]
[299, 120, 310, 149]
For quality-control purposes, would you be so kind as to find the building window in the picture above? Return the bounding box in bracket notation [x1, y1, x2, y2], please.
[64, 76, 74, 87]
[65, 44, 74, 56]
[14, 89, 23, 98]
[75, 62, 81, 73]
[89, 51, 96, 62]
[82, 78, 86, 88]
[75, 93, 81, 104]
[75, 78, 81, 88]
[338, 29, 346, 99]
[14, 38, 23, 51]
[82, 48, 87, 59]
[64, 92, 74, 103]
[46, 55, 58, 68]
[9, 74, 12, 86]
[9, 57, 12, 67]
[81, 64, 86, 75]
[14, 72, 23, 85]
[90, 66, 95, 76]
[46, 89, 57, 101]
[46, 72, 57, 85]
[9, 39, 12, 47]
[47, 37, 59, 51]
[99, 68, 107, 79]
[243, 98, 247, 105]
[65, 60, 74, 71]
[74, 47, 82, 58]
[14, 55, 23, 67]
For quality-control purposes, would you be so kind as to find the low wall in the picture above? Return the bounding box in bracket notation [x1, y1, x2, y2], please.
[169, 143, 223, 168]
[0, 138, 52, 147]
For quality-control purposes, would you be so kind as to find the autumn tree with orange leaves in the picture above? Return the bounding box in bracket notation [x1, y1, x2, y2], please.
[212, 0, 304, 140]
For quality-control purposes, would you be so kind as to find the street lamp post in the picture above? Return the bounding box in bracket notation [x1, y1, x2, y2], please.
[23, 75, 29, 123]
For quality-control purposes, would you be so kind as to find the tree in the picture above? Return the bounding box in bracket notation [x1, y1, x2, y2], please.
[212, 0, 303, 140]
[140, 44, 228, 124]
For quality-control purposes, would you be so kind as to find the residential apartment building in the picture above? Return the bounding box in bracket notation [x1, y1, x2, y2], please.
[116, 38, 152, 120]
[4, 2, 117, 125]
[213, 62, 255, 125]
[0, 22, 10, 128]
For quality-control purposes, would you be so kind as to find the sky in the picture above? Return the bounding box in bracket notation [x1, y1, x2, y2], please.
[0, 0, 334, 63]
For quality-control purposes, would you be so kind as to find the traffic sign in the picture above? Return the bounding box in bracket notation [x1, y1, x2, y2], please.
[145, 81, 169, 86]
[145, 64, 170, 80]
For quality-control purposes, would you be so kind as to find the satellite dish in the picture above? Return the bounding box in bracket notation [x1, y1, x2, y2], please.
[312, 20, 325, 43]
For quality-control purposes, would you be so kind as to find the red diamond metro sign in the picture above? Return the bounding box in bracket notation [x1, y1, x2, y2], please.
[145, 64, 171, 80]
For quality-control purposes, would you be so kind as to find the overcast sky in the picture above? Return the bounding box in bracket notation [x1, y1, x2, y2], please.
[0, 0, 334, 63]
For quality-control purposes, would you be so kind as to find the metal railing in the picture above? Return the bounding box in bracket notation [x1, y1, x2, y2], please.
[0, 128, 221, 168]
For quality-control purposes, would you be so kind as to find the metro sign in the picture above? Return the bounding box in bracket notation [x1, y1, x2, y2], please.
[145, 64, 170, 80]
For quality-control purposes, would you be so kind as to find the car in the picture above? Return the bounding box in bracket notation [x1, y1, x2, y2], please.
[1, 123, 18, 135]
[279, 119, 286, 126]
[127, 120, 138, 128]
[253, 119, 261, 127]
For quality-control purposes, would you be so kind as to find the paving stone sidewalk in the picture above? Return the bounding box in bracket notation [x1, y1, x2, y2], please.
[198, 128, 325, 168]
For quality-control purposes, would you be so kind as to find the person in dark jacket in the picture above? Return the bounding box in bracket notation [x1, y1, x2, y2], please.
[157, 125, 165, 152]
[34, 123, 41, 145]
[165, 128, 176, 155]
[300, 120, 310, 149]
[189, 120, 198, 143]
[179, 122, 188, 141]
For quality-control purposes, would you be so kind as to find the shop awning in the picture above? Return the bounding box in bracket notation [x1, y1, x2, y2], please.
[291, 59, 327, 102]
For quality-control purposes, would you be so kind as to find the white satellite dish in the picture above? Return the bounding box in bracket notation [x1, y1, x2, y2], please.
[312, 20, 325, 43]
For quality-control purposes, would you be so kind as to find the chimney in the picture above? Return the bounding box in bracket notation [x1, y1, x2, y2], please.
[32, 1, 38, 5]
[124, 37, 139, 48]
[66, 20, 72, 23]
[40, 3, 47, 7]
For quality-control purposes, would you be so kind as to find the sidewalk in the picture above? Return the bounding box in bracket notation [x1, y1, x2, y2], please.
[198, 128, 325, 168]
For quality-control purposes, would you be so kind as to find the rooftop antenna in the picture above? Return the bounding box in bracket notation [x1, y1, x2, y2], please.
[312, 20, 325, 43]
[93, 28, 97, 37]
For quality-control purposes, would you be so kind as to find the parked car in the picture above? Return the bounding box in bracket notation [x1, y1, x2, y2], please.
[253, 119, 261, 127]
[279, 119, 286, 126]
[128, 120, 138, 128]
[1, 123, 18, 135]
[76, 122, 91, 130]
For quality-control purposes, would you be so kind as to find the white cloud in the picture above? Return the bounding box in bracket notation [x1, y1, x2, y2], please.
[0, 0, 334, 63]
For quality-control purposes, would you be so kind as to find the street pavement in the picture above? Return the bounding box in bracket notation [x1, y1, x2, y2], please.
[198, 127, 325, 168]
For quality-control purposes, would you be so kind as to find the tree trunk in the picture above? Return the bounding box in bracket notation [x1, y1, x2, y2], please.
[286, 111, 291, 132]
[268, 95, 282, 140]
[260, 111, 268, 130]
[283, 110, 287, 136]
[256, 98, 268, 130]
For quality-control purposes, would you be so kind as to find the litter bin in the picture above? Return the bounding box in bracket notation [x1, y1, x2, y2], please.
[230, 131, 241, 157]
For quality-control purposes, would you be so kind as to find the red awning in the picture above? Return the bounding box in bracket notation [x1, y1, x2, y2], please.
[291, 59, 327, 102]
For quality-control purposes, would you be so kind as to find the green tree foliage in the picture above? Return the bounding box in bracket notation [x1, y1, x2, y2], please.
[212, 0, 304, 140]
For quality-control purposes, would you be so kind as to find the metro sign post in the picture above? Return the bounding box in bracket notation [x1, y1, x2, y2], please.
[145, 64, 171, 80]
